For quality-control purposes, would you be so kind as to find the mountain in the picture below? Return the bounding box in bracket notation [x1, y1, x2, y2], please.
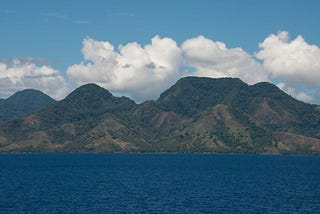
[0, 89, 56, 123]
[1, 77, 320, 154]
[154, 77, 320, 153]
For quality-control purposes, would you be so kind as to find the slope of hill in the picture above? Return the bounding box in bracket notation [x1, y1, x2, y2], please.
[1, 77, 320, 154]
[0, 89, 56, 123]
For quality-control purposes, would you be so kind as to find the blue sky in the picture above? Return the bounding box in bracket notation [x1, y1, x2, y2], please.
[1, 0, 320, 103]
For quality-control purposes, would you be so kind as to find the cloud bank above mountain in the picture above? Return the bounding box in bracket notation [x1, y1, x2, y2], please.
[256, 31, 320, 102]
[67, 36, 182, 101]
[68, 35, 270, 102]
[0, 59, 69, 100]
[1, 31, 319, 103]
[181, 35, 269, 85]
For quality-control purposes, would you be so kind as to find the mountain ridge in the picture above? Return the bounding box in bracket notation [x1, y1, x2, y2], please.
[1, 77, 320, 154]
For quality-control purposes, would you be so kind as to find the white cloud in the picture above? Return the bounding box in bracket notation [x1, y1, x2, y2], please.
[181, 35, 269, 84]
[256, 31, 320, 103]
[68, 35, 271, 102]
[256, 31, 320, 87]
[0, 59, 70, 100]
[3, 31, 318, 104]
[67, 35, 182, 101]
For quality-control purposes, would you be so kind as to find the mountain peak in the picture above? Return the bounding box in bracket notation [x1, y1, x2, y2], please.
[176, 76, 245, 87]
[251, 82, 282, 92]
[76, 83, 107, 91]
[158, 77, 248, 117]
[36, 82, 136, 127]
[64, 83, 113, 102]
[179, 76, 243, 81]
[10, 89, 54, 100]
[0, 89, 55, 123]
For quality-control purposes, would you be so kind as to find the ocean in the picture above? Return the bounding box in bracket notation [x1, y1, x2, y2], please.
[0, 153, 319, 213]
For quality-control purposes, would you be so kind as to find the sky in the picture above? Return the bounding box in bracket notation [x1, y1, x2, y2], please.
[1, 0, 320, 103]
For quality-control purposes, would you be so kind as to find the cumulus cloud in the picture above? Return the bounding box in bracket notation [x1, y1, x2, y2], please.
[256, 31, 320, 87]
[181, 36, 269, 84]
[3, 31, 317, 104]
[67, 35, 182, 101]
[256, 31, 320, 103]
[67, 35, 272, 102]
[0, 59, 70, 100]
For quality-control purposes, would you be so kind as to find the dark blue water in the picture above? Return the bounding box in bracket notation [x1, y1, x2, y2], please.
[0, 154, 319, 213]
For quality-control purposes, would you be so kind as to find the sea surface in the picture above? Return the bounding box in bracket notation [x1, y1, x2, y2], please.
[0, 153, 319, 213]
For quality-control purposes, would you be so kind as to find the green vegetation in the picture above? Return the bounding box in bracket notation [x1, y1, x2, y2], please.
[1, 77, 320, 154]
